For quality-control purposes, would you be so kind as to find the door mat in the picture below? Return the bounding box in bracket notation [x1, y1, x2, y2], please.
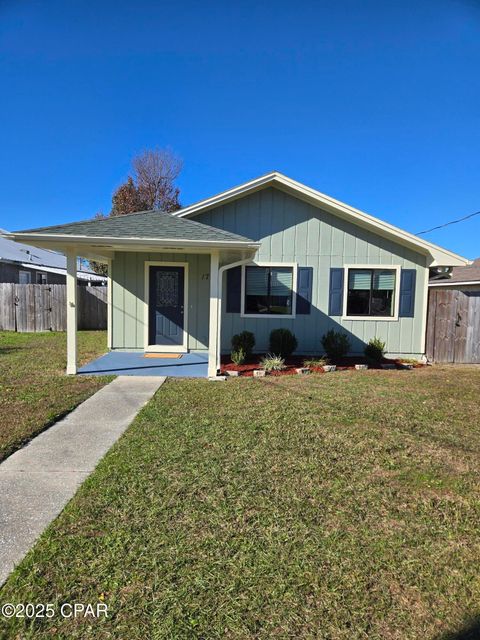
[144, 353, 183, 359]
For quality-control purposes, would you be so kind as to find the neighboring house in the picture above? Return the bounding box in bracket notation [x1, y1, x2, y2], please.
[429, 257, 480, 291]
[0, 229, 106, 285]
[7, 172, 470, 376]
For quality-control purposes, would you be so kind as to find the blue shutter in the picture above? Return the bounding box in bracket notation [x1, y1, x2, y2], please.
[226, 266, 242, 313]
[399, 269, 416, 317]
[296, 267, 313, 314]
[329, 268, 344, 316]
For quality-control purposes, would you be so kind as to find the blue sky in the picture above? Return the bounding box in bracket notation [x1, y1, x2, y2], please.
[0, 0, 479, 258]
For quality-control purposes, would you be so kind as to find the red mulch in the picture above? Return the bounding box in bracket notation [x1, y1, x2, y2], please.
[220, 355, 422, 377]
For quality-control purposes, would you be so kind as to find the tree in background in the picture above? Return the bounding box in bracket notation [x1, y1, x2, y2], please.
[133, 148, 182, 212]
[89, 148, 183, 275]
[88, 213, 110, 276]
[110, 177, 148, 217]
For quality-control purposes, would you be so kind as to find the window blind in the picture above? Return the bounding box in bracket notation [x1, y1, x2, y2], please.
[270, 268, 293, 296]
[373, 270, 395, 291]
[348, 270, 371, 290]
[246, 267, 269, 295]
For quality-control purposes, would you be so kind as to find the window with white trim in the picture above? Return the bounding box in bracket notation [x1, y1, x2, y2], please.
[346, 268, 396, 317]
[244, 265, 294, 315]
[19, 270, 31, 284]
[36, 272, 47, 284]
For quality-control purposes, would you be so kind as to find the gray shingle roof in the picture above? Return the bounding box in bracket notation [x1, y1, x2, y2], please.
[430, 257, 480, 284]
[448, 257, 480, 283]
[15, 210, 255, 244]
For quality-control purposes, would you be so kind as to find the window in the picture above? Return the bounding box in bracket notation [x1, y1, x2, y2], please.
[346, 268, 396, 317]
[36, 272, 47, 284]
[244, 265, 294, 316]
[19, 270, 31, 284]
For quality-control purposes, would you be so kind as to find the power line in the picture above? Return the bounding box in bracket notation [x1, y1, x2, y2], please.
[416, 210, 480, 236]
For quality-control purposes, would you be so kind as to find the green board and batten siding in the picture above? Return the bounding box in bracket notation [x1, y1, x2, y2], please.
[195, 187, 428, 357]
[110, 187, 427, 357]
[111, 252, 210, 351]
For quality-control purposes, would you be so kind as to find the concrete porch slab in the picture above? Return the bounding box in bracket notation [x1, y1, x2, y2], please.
[78, 351, 208, 377]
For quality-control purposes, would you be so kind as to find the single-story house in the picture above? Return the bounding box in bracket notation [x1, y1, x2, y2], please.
[0, 229, 106, 285]
[429, 257, 480, 291]
[7, 172, 470, 376]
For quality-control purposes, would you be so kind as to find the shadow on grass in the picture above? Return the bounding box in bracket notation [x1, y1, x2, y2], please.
[0, 346, 21, 355]
[436, 616, 480, 640]
[0, 406, 82, 464]
[0, 376, 114, 464]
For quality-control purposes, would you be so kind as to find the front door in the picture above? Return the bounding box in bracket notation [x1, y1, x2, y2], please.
[148, 265, 185, 347]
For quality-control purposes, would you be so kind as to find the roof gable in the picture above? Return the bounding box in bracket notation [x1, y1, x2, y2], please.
[173, 172, 470, 267]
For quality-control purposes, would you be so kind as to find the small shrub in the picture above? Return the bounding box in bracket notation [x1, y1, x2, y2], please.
[321, 330, 350, 360]
[260, 353, 286, 371]
[231, 348, 246, 365]
[303, 357, 329, 368]
[269, 328, 298, 358]
[231, 331, 255, 358]
[364, 337, 386, 362]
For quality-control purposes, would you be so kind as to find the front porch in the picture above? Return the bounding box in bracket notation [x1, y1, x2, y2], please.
[78, 351, 208, 377]
[8, 210, 260, 378]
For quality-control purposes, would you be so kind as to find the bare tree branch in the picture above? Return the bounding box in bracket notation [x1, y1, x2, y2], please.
[132, 148, 182, 212]
[89, 147, 183, 274]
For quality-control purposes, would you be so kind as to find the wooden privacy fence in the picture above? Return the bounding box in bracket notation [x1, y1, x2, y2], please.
[426, 289, 480, 363]
[0, 284, 107, 332]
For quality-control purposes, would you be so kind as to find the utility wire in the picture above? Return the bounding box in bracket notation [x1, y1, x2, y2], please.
[416, 210, 480, 235]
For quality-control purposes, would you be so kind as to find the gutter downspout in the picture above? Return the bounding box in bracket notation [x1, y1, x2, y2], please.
[216, 251, 257, 374]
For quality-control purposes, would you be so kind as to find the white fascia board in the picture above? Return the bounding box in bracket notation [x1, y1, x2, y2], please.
[173, 172, 470, 267]
[174, 172, 278, 218]
[429, 280, 480, 287]
[10, 233, 261, 251]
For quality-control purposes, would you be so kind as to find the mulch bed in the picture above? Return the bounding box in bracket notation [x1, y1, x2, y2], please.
[220, 355, 423, 377]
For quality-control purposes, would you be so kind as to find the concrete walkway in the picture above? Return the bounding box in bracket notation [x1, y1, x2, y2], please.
[0, 376, 165, 586]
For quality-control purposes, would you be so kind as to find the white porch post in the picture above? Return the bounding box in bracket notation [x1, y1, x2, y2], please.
[66, 249, 78, 375]
[107, 258, 113, 350]
[208, 250, 220, 378]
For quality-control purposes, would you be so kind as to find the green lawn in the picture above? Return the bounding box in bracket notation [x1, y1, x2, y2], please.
[1, 367, 480, 639]
[0, 331, 110, 462]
